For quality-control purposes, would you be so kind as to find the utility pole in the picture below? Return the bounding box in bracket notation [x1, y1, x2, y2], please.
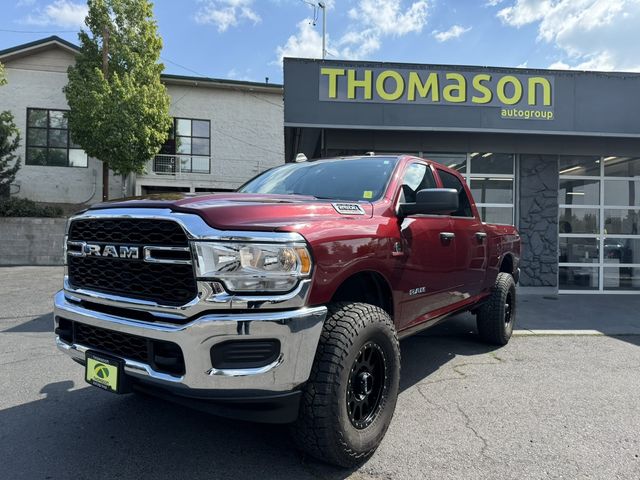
[319, 2, 326, 59]
[101, 26, 110, 201]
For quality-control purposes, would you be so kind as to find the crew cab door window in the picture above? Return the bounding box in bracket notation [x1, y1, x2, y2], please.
[393, 163, 457, 329]
[436, 168, 487, 297]
[438, 170, 473, 217]
[398, 163, 436, 204]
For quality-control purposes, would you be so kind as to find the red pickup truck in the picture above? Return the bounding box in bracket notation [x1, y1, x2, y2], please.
[54, 155, 520, 467]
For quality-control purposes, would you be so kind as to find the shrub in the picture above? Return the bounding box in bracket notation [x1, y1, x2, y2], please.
[0, 197, 64, 217]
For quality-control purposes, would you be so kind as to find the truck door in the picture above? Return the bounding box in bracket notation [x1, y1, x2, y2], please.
[392, 162, 458, 331]
[436, 168, 488, 297]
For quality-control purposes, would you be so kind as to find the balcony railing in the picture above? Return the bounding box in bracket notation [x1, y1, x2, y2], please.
[149, 154, 211, 175]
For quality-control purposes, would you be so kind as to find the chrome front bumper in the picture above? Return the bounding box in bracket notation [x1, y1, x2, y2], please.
[54, 290, 327, 394]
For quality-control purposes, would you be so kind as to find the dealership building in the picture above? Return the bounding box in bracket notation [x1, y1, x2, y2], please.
[283, 58, 640, 294]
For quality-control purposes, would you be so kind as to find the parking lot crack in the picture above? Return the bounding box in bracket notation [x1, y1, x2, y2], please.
[455, 402, 492, 462]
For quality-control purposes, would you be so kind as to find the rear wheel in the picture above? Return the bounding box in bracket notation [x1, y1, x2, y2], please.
[291, 302, 400, 467]
[476, 272, 516, 346]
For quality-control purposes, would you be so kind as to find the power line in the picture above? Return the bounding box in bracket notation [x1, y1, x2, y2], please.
[160, 56, 283, 109]
[168, 94, 284, 157]
[0, 28, 78, 34]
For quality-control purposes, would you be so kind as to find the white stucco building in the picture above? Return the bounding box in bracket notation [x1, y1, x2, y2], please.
[0, 36, 284, 204]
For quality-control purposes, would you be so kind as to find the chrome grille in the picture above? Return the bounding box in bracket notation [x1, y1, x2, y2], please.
[67, 217, 197, 306]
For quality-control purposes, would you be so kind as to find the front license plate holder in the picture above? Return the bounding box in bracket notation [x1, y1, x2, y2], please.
[85, 351, 124, 394]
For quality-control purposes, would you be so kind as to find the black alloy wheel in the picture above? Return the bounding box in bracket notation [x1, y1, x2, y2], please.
[346, 341, 387, 429]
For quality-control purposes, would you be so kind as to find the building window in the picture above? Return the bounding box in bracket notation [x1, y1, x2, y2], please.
[427, 152, 515, 225]
[155, 118, 211, 174]
[25, 108, 87, 167]
[558, 155, 640, 293]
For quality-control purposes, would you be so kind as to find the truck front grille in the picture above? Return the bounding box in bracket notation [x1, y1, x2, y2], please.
[67, 218, 197, 306]
[68, 218, 188, 245]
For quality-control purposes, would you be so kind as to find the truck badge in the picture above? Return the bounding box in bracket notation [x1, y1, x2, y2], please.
[409, 287, 426, 296]
[332, 203, 366, 215]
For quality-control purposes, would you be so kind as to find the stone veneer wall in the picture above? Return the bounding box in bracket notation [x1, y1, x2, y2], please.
[0, 218, 67, 265]
[518, 155, 559, 287]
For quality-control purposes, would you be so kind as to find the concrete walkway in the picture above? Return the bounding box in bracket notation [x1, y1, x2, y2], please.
[429, 293, 640, 336]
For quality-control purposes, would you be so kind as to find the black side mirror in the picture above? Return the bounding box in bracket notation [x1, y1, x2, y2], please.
[399, 188, 459, 216]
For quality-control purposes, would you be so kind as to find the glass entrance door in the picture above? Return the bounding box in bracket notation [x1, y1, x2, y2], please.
[559, 155, 640, 293]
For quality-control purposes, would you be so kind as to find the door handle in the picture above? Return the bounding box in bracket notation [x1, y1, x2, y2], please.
[440, 232, 455, 241]
[475, 232, 487, 242]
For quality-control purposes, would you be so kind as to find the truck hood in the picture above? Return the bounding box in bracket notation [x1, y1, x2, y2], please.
[88, 193, 374, 231]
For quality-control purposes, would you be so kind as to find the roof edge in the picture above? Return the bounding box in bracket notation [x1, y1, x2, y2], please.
[0, 36, 281, 92]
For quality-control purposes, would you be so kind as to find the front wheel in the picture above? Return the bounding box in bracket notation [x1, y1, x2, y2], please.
[291, 302, 400, 467]
[476, 272, 516, 345]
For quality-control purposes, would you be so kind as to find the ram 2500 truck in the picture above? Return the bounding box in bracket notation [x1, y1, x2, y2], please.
[54, 155, 520, 467]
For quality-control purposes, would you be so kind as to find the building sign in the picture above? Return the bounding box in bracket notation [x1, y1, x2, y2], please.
[319, 67, 555, 121]
[284, 58, 640, 137]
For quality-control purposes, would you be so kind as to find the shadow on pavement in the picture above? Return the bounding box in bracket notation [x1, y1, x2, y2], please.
[0, 326, 494, 479]
[4, 312, 53, 333]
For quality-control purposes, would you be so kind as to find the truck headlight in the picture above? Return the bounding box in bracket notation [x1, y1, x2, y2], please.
[192, 242, 312, 293]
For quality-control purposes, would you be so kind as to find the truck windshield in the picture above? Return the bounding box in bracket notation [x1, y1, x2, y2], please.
[238, 157, 398, 202]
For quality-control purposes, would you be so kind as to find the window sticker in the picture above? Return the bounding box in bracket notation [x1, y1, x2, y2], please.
[363, 191, 373, 199]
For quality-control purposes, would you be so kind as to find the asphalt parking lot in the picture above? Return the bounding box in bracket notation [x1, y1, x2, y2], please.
[1, 266, 639, 480]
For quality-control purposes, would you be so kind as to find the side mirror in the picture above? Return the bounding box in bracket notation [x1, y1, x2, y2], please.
[399, 188, 459, 216]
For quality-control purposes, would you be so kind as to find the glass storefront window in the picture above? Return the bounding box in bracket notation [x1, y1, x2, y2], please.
[603, 156, 640, 177]
[604, 209, 640, 235]
[478, 207, 513, 225]
[425, 153, 467, 173]
[558, 155, 600, 176]
[602, 267, 640, 290]
[603, 238, 640, 264]
[559, 238, 599, 263]
[559, 179, 599, 205]
[470, 178, 513, 204]
[559, 266, 599, 290]
[603, 180, 640, 207]
[469, 153, 513, 174]
[559, 208, 599, 234]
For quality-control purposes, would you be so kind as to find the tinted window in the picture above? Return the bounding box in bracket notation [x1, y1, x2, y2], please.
[438, 170, 473, 217]
[25, 108, 87, 168]
[239, 157, 398, 201]
[398, 163, 436, 203]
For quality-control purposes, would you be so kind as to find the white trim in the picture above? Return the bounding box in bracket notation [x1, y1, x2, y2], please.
[513, 329, 605, 335]
[558, 290, 640, 295]
[284, 122, 640, 138]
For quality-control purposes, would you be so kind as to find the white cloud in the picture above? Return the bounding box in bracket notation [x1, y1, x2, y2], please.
[275, 0, 430, 63]
[275, 19, 326, 64]
[24, 0, 87, 28]
[497, 0, 640, 71]
[485, 0, 505, 5]
[432, 25, 471, 42]
[227, 67, 256, 82]
[195, 0, 261, 32]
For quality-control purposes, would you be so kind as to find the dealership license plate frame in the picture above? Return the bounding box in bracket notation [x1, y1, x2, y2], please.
[85, 351, 124, 394]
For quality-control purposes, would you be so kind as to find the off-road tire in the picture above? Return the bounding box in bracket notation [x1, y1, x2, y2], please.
[476, 272, 516, 345]
[291, 302, 400, 467]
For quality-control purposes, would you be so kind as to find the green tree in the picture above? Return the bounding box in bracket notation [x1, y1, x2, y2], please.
[64, 0, 171, 200]
[0, 62, 22, 199]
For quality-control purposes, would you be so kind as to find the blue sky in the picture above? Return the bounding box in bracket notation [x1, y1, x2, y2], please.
[1, 1, 640, 84]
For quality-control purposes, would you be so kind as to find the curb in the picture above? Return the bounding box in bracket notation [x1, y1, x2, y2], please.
[514, 329, 640, 336]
